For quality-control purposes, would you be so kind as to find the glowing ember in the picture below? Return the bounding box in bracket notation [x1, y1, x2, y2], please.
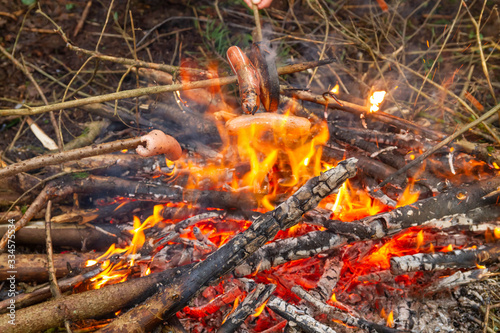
[369, 91, 386, 113]
[330, 293, 337, 303]
[495, 227, 500, 239]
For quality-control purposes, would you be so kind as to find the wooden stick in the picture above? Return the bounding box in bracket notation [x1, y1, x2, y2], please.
[377, 102, 500, 189]
[292, 285, 404, 333]
[0, 252, 98, 282]
[284, 88, 445, 141]
[267, 296, 337, 333]
[252, 4, 263, 42]
[0, 137, 143, 180]
[0, 266, 103, 313]
[218, 284, 276, 333]
[390, 243, 500, 275]
[0, 59, 335, 117]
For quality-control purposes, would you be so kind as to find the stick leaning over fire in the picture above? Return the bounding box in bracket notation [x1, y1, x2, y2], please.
[95, 158, 357, 332]
[0, 130, 181, 180]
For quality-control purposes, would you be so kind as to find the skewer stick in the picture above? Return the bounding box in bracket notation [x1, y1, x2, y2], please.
[252, 4, 263, 42]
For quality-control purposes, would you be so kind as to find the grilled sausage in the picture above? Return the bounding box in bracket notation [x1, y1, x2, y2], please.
[227, 46, 261, 114]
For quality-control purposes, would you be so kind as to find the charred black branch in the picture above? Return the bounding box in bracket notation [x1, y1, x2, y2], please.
[218, 284, 276, 333]
[72, 175, 257, 210]
[234, 231, 346, 277]
[267, 296, 337, 333]
[426, 269, 489, 293]
[329, 125, 443, 192]
[390, 243, 500, 275]
[292, 286, 407, 333]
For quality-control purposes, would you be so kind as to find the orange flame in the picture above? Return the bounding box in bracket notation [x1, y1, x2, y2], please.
[330, 84, 339, 95]
[85, 205, 167, 289]
[397, 181, 420, 208]
[416, 230, 424, 250]
[440, 244, 453, 252]
[327, 179, 387, 222]
[494, 227, 500, 239]
[369, 91, 386, 113]
[387, 310, 394, 327]
[222, 296, 240, 324]
[252, 299, 269, 317]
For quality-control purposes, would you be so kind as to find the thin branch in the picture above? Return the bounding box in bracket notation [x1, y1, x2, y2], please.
[377, 102, 500, 188]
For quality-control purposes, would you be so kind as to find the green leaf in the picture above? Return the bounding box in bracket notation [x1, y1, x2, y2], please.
[71, 172, 90, 179]
[21, 0, 36, 5]
[66, 3, 75, 11]
[21, 205, 28, 214]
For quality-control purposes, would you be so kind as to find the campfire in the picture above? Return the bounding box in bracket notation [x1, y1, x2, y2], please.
[0, 1, 499, 333]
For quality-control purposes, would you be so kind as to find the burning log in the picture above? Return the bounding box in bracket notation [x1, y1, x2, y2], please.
[390, 243, 500, 275]
[0, 264, 194, 333]
[218, 283, 276, 333]
[95, 158, 357, 332]
[0, 222, 118, 251]
[292, 285, 405, 333]
[319, 176, 500, 240]
[234, 230, 346, 277]
[267, 296, 337, 333]
[0, 252, 97, 282]
[0, 266, 103, 313]
[0, 175, 255, 251]
[70, 175, 257, 209]
[312, 257, 343, 302]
